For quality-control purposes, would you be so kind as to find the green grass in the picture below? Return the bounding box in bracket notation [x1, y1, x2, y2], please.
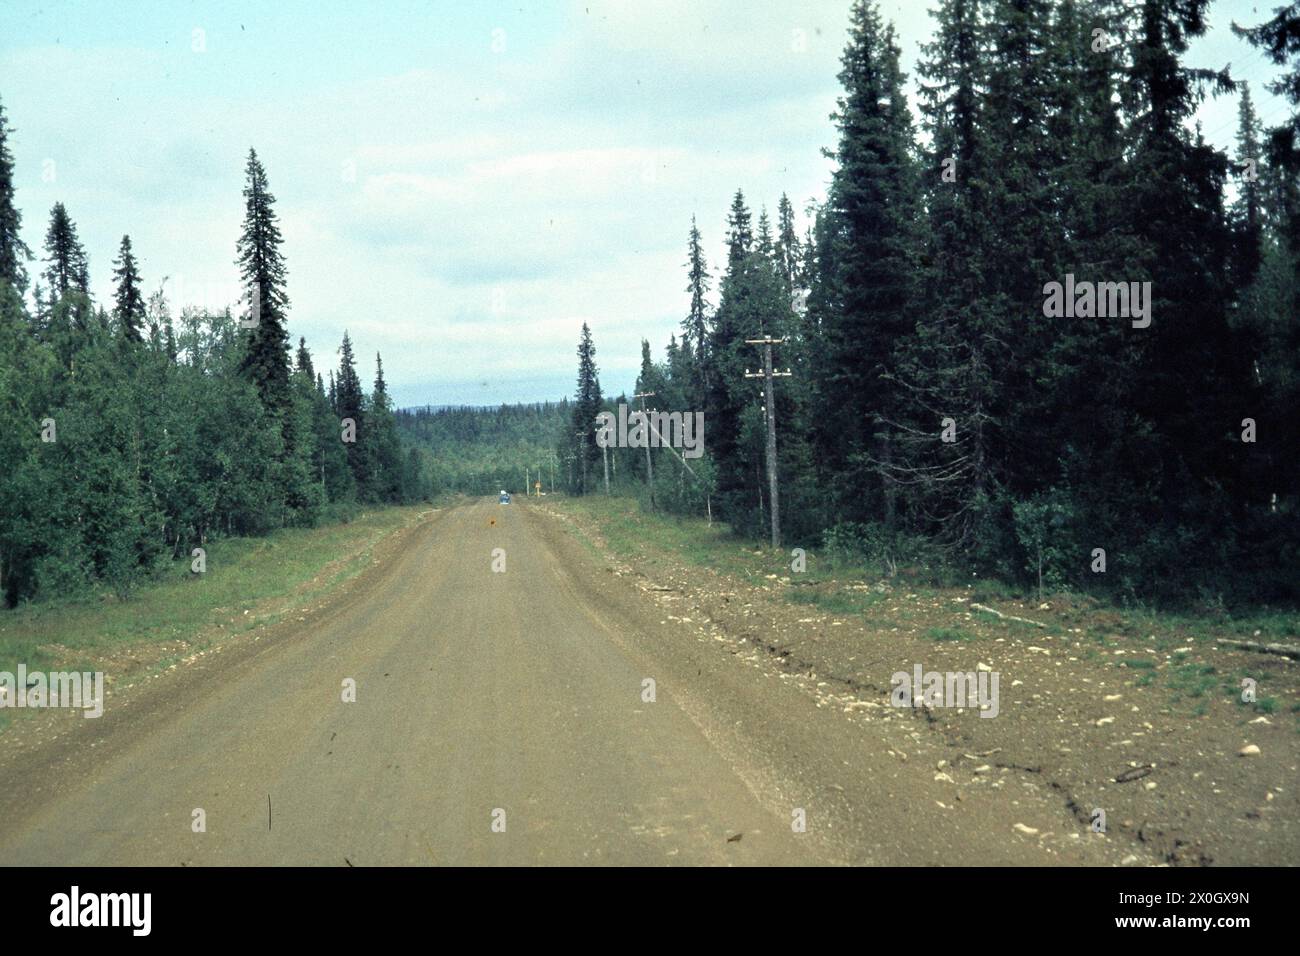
[968, 580, 1021, 604]
[0, 506, 422, 682]
[558, 496, 783, 583]
[1167, 662, 1218, 702]
[553, 495, 1298, 717]
[787, 589, 884, 615]
[926, 626, 972, 642]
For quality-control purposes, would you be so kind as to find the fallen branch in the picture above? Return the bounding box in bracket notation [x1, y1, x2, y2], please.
[970, 603, 1046, 629]
[1215, 639, 1300, 661]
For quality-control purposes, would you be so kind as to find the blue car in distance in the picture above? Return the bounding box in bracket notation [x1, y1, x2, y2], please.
[499, 490, 511, 504]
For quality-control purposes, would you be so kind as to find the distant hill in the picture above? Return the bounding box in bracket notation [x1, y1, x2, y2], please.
[397, 401, 571, 496]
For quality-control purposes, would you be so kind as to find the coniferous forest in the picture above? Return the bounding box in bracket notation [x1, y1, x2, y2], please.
[397, 401, 571, 495]
[559, 0, 1300, 608]
[2, 0, 1298, 613]
[0, 140, 426, 607]
[2, 0, 1300, 885]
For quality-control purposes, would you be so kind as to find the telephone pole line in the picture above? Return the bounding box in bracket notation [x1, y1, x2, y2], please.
[745, 337, 793, 548]
[596, 417, 610, 494]
[574, 429, 588, 494]
[634, 390, 656, 509]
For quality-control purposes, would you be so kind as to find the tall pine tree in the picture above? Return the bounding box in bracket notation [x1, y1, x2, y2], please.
[811, 1, 918, 525]
[111, 235, 146, 342]
[774, 193, 801, 296]
[42, 202, 89, 299]
[569, 323, 603, 495]
[0, 96, 31, 292]
[235, 149, 291, 413]
[335, 331, 366, 490]
[682, 215, 712, 407]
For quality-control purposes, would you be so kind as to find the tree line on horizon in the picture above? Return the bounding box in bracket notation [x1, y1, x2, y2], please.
[564, 0, 1300, 608]
[0, 124, 426, 607]
[396, 401, 571, 495]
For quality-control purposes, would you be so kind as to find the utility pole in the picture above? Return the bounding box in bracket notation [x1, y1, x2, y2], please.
[637, 405, 713, 526]
[634, 390, 656, 509]
[745, 337, 792, 548]
[575, 430, 587, 494]
[597, 418, 610, 495]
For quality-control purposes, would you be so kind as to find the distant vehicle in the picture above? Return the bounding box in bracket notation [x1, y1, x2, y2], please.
[499, 490, 511, 504]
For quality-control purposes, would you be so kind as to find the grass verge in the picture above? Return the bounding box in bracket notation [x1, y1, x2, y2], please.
[0, 505, 425, 689]
[548, 494, 1298, 720]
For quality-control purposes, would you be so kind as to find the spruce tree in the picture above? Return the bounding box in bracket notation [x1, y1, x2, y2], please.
[1233, 4, 1300, 532]
[664, 333, 692, 408]
[706, 186, 800, 535]
[335, 331, 366, 488]
[111, 235, 146, 342]
[363, 353, 403, 503]
[811, 1, 918, 524]
[904, 0, 987, 483]
[295, 335, 314, 378]
[1235, 82, 1264, 238]
[724, 190, 753, 273]
[1234, 1, 1300, 313]
[682, 216, 712, 406]
[755, 207, 774, 260]
[774, 193, 800, 295]
[1232, 2, 1300, 156]
[972, 0, 1070, 533]
[235, 148, 291, 413]
[570, 323, 603, 494]
[1117, 0, 1254, 586]
[0, 96, 31, 292]
[42, 202, 90, 299]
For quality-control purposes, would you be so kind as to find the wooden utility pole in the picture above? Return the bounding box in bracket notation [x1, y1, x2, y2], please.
[600, 428, 610, 494]
[634, 407, 712, 526]
[745, 337, 792, 548]
[634, 390, 656, 509]
[574, 429, 587, 493]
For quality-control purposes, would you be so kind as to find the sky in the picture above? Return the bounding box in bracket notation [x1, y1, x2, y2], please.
[0, 0, 1290, 407]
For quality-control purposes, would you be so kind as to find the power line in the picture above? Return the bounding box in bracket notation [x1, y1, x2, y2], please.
[633, 391, 656, 509]
[744, 336, 793, 549]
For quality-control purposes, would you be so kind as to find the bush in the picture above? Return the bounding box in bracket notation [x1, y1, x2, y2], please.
[821, 521, 943, 578]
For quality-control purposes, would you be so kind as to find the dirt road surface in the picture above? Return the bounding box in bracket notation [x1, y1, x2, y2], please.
[0, 500, 1152, 865]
